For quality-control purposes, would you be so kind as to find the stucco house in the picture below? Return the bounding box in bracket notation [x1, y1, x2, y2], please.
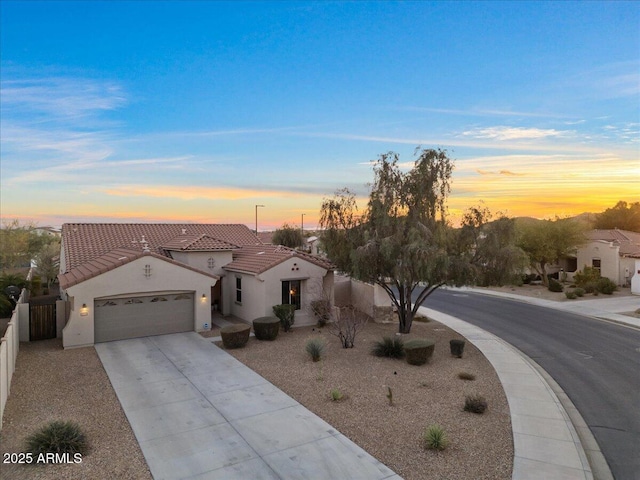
[573, 229, 640, 288]
[57, 223, 334, 348]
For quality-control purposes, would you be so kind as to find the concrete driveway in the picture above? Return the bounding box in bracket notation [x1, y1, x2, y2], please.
[95, 332, 399, 480]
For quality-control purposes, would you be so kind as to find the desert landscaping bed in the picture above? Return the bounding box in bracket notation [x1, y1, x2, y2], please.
[221, 319, 513, 480]
[0, 339, 151, 480]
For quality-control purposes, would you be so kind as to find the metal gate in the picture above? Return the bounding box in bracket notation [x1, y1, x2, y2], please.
[29, 303, 57, 341]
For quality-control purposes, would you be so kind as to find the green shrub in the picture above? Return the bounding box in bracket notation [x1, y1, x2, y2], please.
[464, 394, 488, 414]
[371, 336, 405, 359]
[252, 316, 280, 341]
[423, 424, 448, 450]
[565, 290, 577, 299]
[574, 287, 585, 297]
[220, 324, 251, 349]
[548, 278, 563, 292]
[330, 389, 344, 401]
[305, 338, 325, 362]
[574, 266, 601, 288]
[26, 420, 88, 456]
[310, 299, 331, 327]
[583, 281, 597, 294]
[449, 339, 465, 358]
[596, 277, 617, 295]
[404, 338, 435, 366]
[272, 304, 296, 332]
[457, 372, 476, 381]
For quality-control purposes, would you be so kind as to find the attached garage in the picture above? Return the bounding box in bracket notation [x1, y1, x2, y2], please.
[94, 292, 195, 343]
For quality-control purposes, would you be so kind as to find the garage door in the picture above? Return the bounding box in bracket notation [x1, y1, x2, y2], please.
[94, 292, 194, 343]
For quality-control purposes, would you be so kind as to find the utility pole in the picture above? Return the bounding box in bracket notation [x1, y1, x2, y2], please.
[255, 205, 265, 234]
[301, 213, 305, 248]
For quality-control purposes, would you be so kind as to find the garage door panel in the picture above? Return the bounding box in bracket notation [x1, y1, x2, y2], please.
[95, 293, 194, 343]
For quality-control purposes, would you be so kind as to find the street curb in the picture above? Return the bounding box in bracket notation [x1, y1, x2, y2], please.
[420, 306, 600, 480]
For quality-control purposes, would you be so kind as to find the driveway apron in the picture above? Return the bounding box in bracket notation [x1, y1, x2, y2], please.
[95, 332, 400, 480]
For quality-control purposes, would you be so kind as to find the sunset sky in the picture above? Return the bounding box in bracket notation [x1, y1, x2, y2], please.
[1, 1, 638, 230]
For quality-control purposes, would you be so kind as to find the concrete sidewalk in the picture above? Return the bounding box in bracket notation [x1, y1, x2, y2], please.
[96, 333, 399, 480]
[421, 306, 595, 480]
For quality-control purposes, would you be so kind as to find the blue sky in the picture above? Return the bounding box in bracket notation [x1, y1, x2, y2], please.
[1, 1, 638, 229]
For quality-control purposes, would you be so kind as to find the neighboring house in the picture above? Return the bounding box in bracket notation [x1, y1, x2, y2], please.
[573, 229, 640, 287]
[57, 223, 335, 348]
[306, 235, 320, 255]
[32, 226, 62, 237]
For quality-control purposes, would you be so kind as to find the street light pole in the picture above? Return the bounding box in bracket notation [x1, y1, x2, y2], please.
[255, 205, 265, 234]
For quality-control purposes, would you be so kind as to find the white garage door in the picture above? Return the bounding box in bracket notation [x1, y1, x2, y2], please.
[94, 292, 194, 343]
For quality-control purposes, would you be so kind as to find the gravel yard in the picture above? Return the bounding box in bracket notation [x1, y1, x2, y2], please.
[0, 339, 151, 480]
[221, 319, 513, 480]
[0, 317, 513, 480]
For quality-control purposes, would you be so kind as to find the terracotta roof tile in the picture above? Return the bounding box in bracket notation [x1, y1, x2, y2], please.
[224, 244, 334, 275]
[162, 234, 240, 251]
[586, 229, 640, 257]
[61, 223, 261, 271]
[58, 248, 219, 289]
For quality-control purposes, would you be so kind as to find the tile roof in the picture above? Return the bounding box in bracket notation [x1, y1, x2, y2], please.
[162, 234, 240, 251]
[586, 229, 640, 258]
[58, 248, 219, 290]
[61, 223, 261, 270]
[224, 244, 334, 275]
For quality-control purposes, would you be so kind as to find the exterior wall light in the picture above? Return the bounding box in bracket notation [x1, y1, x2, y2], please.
[201, 293, 207, 303]
[80, 304, 89, 316]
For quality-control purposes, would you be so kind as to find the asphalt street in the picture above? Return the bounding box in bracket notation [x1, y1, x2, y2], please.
[421, 289, 640, 480]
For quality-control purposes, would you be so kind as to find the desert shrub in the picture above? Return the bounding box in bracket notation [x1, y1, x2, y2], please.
[220, 324, 251, 349]
[565, 290, 577, 299]
[272, 304, 296, 332]
[464, 394, 488, 414]
[310, 299, 332, 327]
[449, 339, 465, 358]
[328, 305, 367, 348]
[26, 420, 88, 456]
[574, 287, 585, 297]
[252, 316, 280, 341]
[371, 336, 405, 359]
[548, 278, 563, 292]
[423, 424, 448, 450]
[404, 338, 435, 366]
[574, 266, 601, 288]
[457, 372, 476, 381]
[596, 277, 617, 295]
[305, 338, 325, 362]
[330, 389, 344, 401]
[583, 281, 597, 294]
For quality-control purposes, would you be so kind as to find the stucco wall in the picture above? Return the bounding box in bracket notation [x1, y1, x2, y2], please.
[62, 255, 218, 348]
[576, 241, 620, 284]
[227, 273, 265, 322]
[261, 258, 328, 326]
[169, 251, 233, 277]
[632, 260, 640, 295]
[226, 258, 330, 326]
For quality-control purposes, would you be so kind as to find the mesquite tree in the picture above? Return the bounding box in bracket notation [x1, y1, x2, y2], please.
[320, 148, 472, 334]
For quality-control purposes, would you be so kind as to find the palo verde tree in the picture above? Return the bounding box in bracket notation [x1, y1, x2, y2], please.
[320, 148, 472, 334]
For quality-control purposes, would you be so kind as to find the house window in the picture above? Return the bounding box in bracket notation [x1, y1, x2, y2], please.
[282, 280, 301, 310]
[235, 277, 242, 303]
[592, 258, 601, 273]
[208, 257, 216, 269]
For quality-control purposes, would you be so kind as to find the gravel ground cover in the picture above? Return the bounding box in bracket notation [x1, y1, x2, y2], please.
[0, 339, 151, 480]
[221, 319, 513, 480]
